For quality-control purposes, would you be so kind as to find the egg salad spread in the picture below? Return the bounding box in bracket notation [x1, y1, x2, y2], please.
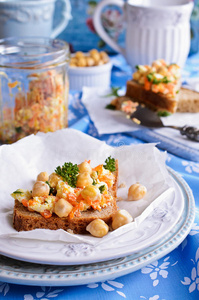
[133, 59, 181, 99]
[11, 157, 117, 220]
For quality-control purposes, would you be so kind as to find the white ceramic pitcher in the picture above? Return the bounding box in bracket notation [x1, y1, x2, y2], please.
[0, 0, 72, 39]
[93, 0, 194, 68]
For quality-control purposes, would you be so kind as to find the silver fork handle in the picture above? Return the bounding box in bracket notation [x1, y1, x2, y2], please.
[180, 126, 199, 142]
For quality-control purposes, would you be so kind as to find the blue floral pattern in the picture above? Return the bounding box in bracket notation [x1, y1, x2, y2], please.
[141, 257, 178, 287]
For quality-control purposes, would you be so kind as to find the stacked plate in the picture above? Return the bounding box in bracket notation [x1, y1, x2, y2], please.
[0, 130, 195, 287]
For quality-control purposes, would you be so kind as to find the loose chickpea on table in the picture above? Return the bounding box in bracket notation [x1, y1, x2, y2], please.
[128, 183, 147, 201]
[70, 49, 109, 67]
[112, 209, 133, 230]
[86, 219, 109, 238]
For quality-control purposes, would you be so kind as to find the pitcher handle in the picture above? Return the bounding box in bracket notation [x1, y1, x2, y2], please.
[93, 0, 125, 54]
[51, 0, 72, 38]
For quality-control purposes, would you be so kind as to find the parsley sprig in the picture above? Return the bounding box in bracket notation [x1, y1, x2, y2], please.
[105, 86, 121, 97]
[146, 73, 171, 84]
[157, 111, 171, 117]
[12, 189, 23, 195]
[103, 156, 116, 172]
[99, 185, 106, 194]
[55, 162, 79, 188]
[105, 103, 116, 110]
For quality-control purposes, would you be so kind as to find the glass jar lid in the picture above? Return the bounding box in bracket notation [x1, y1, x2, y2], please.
[0, 37, 70, 70]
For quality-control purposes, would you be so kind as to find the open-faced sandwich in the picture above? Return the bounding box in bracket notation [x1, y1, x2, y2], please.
[11, 157, 119, 237]
[109, 59, 199, 114]
[126, 59, 181, 113]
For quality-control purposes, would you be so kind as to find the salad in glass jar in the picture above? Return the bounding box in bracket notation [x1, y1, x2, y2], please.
[0, 37, 70, 143]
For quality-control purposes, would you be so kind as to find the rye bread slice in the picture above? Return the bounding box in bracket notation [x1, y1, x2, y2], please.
[13, 200, 118, 234]
[177, 87, 199, 113]
[125, 80, 179, 113]
[13, 160, 119, 234]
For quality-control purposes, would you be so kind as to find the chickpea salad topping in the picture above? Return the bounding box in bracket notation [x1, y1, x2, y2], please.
[11, 157, 117, 221]
[133, 59, 181, 99]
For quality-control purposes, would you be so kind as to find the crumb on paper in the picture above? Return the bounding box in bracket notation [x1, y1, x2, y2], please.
[117, 197, 124, 201]
[118, 183, 126, 188]
[132, 117, 141, 125]
[67, 229, 74, 234]
[121, 100, 138, 114]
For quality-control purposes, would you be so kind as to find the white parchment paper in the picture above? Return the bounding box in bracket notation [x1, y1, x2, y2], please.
[81, 86, 199, 151]
[0, 128, 174, 245]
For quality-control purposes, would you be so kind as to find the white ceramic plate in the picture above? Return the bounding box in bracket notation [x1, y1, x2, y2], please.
[0, 168, 195, 286]
[0, 168, 190, 266]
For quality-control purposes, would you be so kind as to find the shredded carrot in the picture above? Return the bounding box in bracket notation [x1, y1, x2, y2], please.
[68, 193, 77, 201]
[8, 81, 19, 89]
[76, 193, 85, 202]
[98, 173, 115, 188]
[69, 201, 84, 219]
[40, 210, 52, 219]
[93, 164, 103, 175]
[67, 193, 78, 206]
[28, 199, 37, 206]
[144, 77, 151, 91]
[21, 199, 29, 207]
[74, 188, 82, 194]
[91, 203, 101, 211]
[2, 70, 68, 143]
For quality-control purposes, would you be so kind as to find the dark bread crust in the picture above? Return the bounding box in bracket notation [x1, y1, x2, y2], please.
[13, 200, 118, 234]
[125, 80, 179, 113]
[13, 160, 119, 234]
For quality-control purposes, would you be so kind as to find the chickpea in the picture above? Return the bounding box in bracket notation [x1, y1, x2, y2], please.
[100, 51, 109, 63]
[138, 75, 145, 85]
[54, 198, 73, 218]
[75, 51, 84, 59]
[128, 183, 147, 201]
[37, 171, 49, 182]
[89, 49, 99, 56]
[70, 57, 78, 65]
[112, 209, 133, 230]
[70, 63, 77, 67]
[91, 170, 98, 181]
[97, 59, 104, 66]
[49, 173, 60, 188]
[32, 181, 50, 197]
[86, 56, 95, 67]
[133, 71, 141, 81]
[78, 161, 92, 174]
[157, 66, 168, 76]
[86, 219, 109, 237]
[76, 172, 93, 188]
[76, 57, 87, 67]
[92, 53, 101, 65]
[70, 50, 109, 68]
[152, 59, 166, 70]
[81, 185, 101, 201]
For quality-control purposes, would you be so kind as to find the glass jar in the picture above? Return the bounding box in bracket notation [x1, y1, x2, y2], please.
[0, 37, 70, 143]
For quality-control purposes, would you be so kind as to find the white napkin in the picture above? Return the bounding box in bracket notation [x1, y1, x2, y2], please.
[81, 87, 199, 151]
[0, 128, 174, 245]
